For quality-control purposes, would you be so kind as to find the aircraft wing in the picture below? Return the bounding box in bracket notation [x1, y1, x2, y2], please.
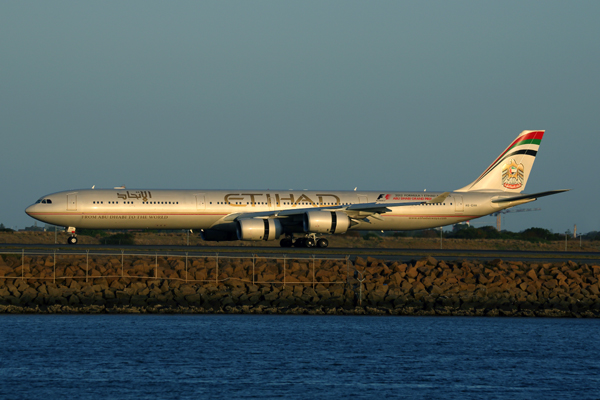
[221, 200, 428, 226]
[225, 193, 454, 222]
[491, 189, 570, 203]
[215, 192, 451, 226]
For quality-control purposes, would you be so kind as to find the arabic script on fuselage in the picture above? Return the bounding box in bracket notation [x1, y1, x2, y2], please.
[116, 191, 152, 202]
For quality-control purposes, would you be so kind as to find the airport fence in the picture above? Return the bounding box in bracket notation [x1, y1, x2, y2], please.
[0, 250, 354, 289]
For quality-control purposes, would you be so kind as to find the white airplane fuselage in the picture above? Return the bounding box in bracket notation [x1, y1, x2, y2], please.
[25, 188, 526, 231]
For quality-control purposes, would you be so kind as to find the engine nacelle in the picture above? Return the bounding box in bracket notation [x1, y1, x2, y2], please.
[201, 229, 237, 242]
[236, 218, 283, 241]
[303, 211, 351, 234]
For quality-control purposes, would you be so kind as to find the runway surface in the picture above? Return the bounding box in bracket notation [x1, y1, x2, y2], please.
[1, 243, 598, 264]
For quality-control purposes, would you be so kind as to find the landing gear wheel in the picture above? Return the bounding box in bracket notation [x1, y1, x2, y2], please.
[67, 236, 78, 245]
[280, 238, 293, 248]
[294, 238, 306, 247]
[317, 238, 329, 248]
[305, 238, 316, 248]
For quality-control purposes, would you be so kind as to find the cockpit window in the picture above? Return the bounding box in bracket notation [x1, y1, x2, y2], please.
[35, 199, 42, 204]
[42, 200, 47, 204]
[46, 199, 52, 204]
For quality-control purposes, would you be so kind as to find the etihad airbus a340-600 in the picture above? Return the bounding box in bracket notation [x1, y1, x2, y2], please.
[26, 130, 568, 247]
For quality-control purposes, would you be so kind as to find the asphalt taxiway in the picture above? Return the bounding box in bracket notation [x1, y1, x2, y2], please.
[0, 243, 598, 264]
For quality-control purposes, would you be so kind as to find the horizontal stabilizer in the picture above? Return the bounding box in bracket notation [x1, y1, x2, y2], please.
[491, 189, 570, 203]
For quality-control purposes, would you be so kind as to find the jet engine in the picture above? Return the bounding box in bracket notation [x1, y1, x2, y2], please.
[201, 229, 237, 242]
[303, 211, 351, 234]
[236, 218, 283, 241]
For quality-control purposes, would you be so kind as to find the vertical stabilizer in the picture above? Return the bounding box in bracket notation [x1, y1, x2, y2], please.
[456, 130, 544, 192]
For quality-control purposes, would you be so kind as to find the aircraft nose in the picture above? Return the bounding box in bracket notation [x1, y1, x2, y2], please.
[25, 204, 36, 216]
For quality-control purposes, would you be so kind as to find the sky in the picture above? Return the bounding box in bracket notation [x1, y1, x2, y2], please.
[1, 1, 599, 234]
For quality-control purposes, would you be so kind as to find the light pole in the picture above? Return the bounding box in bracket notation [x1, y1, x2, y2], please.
[353, 269, 365, 307]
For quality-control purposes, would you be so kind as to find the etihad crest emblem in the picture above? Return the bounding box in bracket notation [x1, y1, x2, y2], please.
[501, 159, 525, 189]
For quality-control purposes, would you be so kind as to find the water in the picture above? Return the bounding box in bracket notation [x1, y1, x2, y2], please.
[0, 315, 599, 400]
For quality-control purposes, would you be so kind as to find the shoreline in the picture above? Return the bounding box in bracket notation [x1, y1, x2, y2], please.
[0, 304, 594, 318]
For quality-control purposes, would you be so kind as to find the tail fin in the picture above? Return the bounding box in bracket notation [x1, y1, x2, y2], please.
[456, 130, 544, 193]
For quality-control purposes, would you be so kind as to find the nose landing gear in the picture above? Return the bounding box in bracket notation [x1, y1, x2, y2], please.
[66, 227, 78, 245]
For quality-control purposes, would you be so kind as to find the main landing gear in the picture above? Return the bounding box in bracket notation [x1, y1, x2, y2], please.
[66, 227, 78, 245]
[280, 235, 329, 248]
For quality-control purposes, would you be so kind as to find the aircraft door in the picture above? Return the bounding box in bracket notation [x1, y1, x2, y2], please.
[196, 194, 206, 210]
[454, 196, 464, 212]
[267, 194, 275, 211]
[358, 196, 368, 203]
[67, 194, 77, 211]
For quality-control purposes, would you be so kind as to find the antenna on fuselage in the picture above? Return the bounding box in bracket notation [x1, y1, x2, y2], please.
[92, 185, 95, 189]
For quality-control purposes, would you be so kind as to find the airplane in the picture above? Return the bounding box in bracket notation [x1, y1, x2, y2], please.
[25, 130, 568, 247]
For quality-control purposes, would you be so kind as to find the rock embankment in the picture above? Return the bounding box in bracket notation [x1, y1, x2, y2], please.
[0, 254, 599, 317]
